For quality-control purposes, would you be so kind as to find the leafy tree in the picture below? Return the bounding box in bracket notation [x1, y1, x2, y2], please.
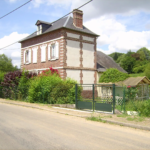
[137, 47, 150, 60]
[0, 54, 18, 72]
[99, 68, 129, 83]
[120, 55, 136, 73]
[109, 52, 124, 61]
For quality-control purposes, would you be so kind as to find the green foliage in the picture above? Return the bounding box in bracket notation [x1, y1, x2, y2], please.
[129, 73, 145, 77]
[28, 74, 62, 103]
[109, 52, 124, 61]
[120, 55, 136, 73]
[137, 100, 150, 117]
[0, 71, 5, 97]
[109, 47, 150, 74]
[0, 71, 5, 84]
[99, 68, 129, 83]
[133, 65, 146, 73]
[144, 63, 150, 79]
[126, 86, 138, 100]
[0, 54, 18, 72]
[125, 100, 150, 117]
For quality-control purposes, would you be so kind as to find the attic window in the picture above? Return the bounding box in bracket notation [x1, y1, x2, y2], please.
[37, 25, 42, 35]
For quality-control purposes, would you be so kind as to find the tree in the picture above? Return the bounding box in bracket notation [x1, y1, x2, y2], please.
[0, 54, 18, 72]
[120, 55, 136, 73]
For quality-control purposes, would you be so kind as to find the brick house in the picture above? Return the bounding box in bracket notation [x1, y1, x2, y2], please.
[19, 9, 99, 84]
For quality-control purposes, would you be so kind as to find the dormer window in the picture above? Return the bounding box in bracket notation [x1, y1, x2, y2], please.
[37, 25, 42, 35]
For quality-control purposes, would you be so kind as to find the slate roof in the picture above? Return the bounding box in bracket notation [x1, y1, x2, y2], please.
[19, 16, 98, 42]
[97, 51, 127, 73]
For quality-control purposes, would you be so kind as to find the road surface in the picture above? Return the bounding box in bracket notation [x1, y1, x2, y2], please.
[0, 103, 150, 150]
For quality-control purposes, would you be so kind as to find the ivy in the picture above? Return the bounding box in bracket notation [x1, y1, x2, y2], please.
[99, 68, 129, 83]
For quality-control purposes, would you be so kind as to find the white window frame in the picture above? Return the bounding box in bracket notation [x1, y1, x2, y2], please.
[24, 49, 31, 64]
[48, 42, 59, 61]
[37, 25, 42, 35]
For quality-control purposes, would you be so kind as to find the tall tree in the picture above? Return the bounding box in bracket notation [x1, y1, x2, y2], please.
[0, 54, 18, 72]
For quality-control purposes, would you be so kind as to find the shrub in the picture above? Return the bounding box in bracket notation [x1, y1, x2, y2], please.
[99, 68, 129, 83]
[28, 68, 82, 104]
[137, 100, 150, 117]
[1, 70, 37, 99]
[28, 73, 62, 103]
[144, 63, 150, 79]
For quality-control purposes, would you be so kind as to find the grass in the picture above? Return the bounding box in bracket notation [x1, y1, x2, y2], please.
[129, 73, 145, 77]
[117, 114, 128, 118]
[117, 113, 145, 122]
[87, 115, 107, 123]
[126, 116, 145, 122]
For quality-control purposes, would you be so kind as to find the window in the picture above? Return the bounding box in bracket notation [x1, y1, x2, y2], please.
[51, 44, 56, 59]
[37, 25, 42, 35]
[48, 42, 59, 60]
[26, 50, 29, 63]
[24, 49, 31, 64]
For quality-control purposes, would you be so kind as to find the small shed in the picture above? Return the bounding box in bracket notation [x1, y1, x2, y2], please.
[98, 76, 150, 99]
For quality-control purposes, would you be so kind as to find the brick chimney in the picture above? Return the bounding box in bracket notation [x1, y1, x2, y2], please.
[73, 9, 83, 29]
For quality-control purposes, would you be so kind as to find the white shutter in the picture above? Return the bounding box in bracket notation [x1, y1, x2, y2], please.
[24, 50, 26, 64]
[55, 42, 59, 59]
[29, 49, 31, 63]
[32, 46, 38, 63]
[48, 44, 51, 60]
[40, 44, 47, 62]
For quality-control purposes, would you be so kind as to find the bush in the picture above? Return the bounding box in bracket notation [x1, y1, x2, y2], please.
[28, 74, 62, 103]
[137, 100, 150, 117]
[144, 63, 150, 79]
[125, 100, 150, 117]
[99, 68, 129, 83]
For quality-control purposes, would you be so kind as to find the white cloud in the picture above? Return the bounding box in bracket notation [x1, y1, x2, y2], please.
[85, 16, 150, 54]
[0, 32, 29, 68]
[33, 0, 71, 8]
[71, 0, 150, 21]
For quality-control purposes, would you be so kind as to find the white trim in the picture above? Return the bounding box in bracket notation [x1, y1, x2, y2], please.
[28, 67, 63, 72]
[22, 37, 64, 50]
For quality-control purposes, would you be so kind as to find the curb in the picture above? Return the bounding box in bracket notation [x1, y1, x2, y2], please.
[1, 100, 150, 131]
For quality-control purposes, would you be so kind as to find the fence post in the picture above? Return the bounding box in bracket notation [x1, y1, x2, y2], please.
[123, 86, 126, 113]
[113, 84, 115, 114]
[75, 84, 77, 109]
[93, 84, 95, 112]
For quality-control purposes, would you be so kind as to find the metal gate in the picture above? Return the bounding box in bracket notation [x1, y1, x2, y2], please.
[75, 84, 116, 113]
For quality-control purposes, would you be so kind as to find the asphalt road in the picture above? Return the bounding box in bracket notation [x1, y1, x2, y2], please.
[0, 103, 150, 150]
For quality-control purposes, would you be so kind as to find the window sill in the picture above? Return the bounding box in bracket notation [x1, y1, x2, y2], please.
[50, 58, 58, 61]
[41, 61, 46, 63]
[33, 62, 37, 64]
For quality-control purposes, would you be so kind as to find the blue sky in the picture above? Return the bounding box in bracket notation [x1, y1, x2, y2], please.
[0, 0, 150, 68]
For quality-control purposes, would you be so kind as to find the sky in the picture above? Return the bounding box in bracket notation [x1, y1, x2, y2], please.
[0, 0, 150, 68]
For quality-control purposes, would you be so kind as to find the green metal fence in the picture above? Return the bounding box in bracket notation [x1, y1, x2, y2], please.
[75, 84, 117, 113]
